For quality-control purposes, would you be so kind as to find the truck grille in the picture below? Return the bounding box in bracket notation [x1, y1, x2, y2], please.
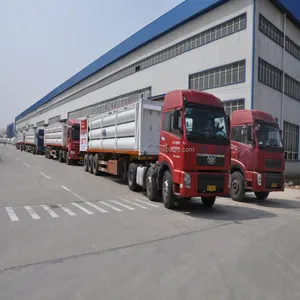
[265, 173, 283, 189]
[265, 159, 282, 169]
[197, 154, 224, 167]
[197, 174, 225, 193]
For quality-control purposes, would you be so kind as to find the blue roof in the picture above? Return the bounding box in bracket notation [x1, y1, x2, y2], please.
[15, 0, 300, 122]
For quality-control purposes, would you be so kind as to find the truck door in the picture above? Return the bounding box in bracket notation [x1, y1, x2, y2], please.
[231, 124, 255, 171]
[160, 109, 184, 171]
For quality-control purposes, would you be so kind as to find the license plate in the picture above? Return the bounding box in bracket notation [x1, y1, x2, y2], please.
[207, 185, 216, 192]
[271, 183, 277, 188]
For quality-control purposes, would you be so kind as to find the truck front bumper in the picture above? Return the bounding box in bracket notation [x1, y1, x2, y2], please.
[69, 151, 80, 160]
[251, 172, 284, 192]
[177, 171, 230, 198]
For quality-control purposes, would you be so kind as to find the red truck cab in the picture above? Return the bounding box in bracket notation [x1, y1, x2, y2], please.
[230, 110, 285, 201]
[149, 90, 231, 208]
[65, 119, 81, 163]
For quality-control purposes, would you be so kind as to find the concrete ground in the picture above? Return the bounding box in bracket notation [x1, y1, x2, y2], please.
[0, 145, 300, 300]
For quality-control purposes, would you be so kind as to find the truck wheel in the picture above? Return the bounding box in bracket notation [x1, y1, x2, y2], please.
[66, 152, 71, 165]
[162, 170, 176, 209]
[128, 163, 138, 191]
[230, 171, 245, 202]
[93, 154, 99, 175]
[88, 155, 94, 173]
[58, 150, 63, 163]
[83, 154, 89, 172]
[201, 196, 216, 207]
[146, 167, 158, 201]
[254, 192, 269, 201]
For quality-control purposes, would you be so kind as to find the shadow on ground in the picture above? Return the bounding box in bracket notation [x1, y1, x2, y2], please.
[241, 195, 300, 210]
[169, 199, 277, 222]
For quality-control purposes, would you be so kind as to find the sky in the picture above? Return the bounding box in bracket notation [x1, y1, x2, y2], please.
[0, 0, 299, 129]
[0, 0, 183, 128]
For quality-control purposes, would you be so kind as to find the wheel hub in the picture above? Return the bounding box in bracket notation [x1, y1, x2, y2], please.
[163, 180, 168, 199]
[146, 176, 151, 193]
[232, 179, 239, 194]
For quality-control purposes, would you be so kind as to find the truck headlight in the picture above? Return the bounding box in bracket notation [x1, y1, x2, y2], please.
[257, 173, 262, 186]
[184, 173, 191, 188]
[70, 151, 75, 155]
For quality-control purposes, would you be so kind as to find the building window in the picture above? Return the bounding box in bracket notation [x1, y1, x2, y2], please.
[68, 88, 151, 119]
[258, 58, 300, 102]
[259, 14, 300, 62]
[285, 36, 300, 61]
[36, 121, 45, 127]
[222, 99, 245, 117]
[48, 115, 60, 124]
[283, 121, 299, 160]
[259, 14, 284, 47]
[285, 74, 300, 102]
[189, 60, 246, 91]
[258, 58, 283, 92]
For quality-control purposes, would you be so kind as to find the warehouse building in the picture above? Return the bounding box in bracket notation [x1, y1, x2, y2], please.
[15, 0, 300, 176]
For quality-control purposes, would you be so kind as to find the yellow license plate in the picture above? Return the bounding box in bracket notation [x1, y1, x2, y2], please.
[271, 183, 277, 188]
[207, 185, 216, 192]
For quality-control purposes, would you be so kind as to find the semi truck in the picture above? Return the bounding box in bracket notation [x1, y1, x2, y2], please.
[229, 109, 285, 201]
[80, 89, 231, 209]
[16, 132, 24, 150]
[24, 128, 45, 154]
[44, 119, 80, 164]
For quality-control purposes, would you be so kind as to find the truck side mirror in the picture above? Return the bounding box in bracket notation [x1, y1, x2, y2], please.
[67, 128, 71, 138]
[172, 110, 180, 130]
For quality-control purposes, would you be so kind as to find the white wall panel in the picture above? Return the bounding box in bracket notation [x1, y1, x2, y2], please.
[16, 0, 253, 130]
[254, 0, 300, 163]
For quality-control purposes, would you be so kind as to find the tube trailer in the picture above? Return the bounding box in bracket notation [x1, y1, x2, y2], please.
[80, 89, 231, 209]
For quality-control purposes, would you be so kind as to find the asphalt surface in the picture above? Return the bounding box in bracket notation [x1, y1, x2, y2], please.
[0, 145, 300, 300]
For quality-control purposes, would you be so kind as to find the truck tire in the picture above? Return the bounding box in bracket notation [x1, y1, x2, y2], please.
[88, 154, 94, 173]
[128, 163, 138, 191]
[162, 170, 176, 209]
[230, 171, 245, 202]
[45, 148, 49, 158]
[83, 154, 89, 172]
[254, 192, 269, 201]
[201, 196, 216, 207]
[146, 167, 158, 201]
[93, 154, 100, 175]
[66, 152, 71, 165]
[58, 150, 63, 163]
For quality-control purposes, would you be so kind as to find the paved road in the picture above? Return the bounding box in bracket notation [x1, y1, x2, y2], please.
[0, 145, 300, 300]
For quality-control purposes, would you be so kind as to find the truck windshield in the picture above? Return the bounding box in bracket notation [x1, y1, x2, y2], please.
[256, 123, 283, 150]
[184, 103, 229, 145]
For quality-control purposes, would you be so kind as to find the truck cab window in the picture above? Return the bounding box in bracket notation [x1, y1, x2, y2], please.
[162, 112, 172, 132]
[183, 103, 229, 145]
[231, 125, 252, 145]
[171, 111, 183, 136]
[231, 126, 240, 141]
